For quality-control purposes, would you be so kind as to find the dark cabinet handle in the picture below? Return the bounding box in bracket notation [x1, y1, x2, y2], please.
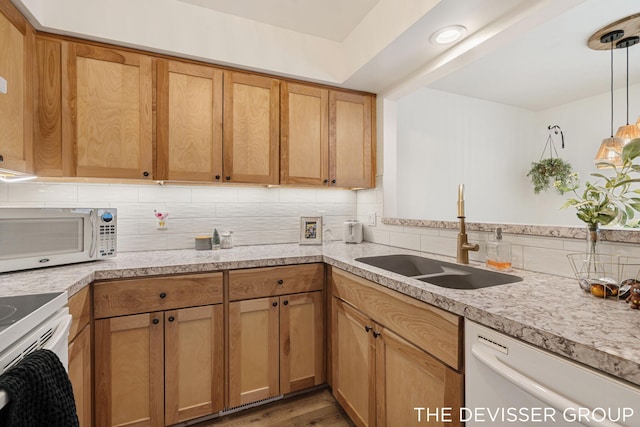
[143, 171, 149, 177]
[215, 175, 221, 180]
[168, 316, 175, 322]
[272, 302, 278, 307]
[152, 318, 160, 325]
[0, 155, 3, 162]
[331, 179, 336, 184]
[226, 176, 231, 181]
[277, 279, 284, 285]
[323, 179, 328, 184]
[159, 292, 167, 299]
[283, 300, 289, 306]
[365, 326, 372, 333]
[373, 331, 381, 339]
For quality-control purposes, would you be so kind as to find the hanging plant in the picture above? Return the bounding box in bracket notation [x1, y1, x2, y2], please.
[527, 125, 573, 194]
[527, 157, 573, 194]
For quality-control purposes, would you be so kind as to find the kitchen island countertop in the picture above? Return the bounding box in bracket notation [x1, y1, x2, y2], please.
[0, 241, 638, 388]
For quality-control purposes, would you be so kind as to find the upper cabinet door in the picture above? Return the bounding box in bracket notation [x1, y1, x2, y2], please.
[280, 82, 328, 186]
[157, 60, 223, 182]
[69, 44, 153, 179]
[0, 4, 32, 174]
[223, 71, 279, 184]
[329, 91, 374, 189]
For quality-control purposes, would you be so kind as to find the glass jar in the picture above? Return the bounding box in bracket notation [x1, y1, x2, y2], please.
[220, 231, 234, 249]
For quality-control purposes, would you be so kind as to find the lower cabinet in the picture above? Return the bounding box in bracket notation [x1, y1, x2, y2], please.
[227, 264, 325, 408]
[93, 273, 224, 427]
[68, 287, 92, 427]
[331, 268, 463, 427]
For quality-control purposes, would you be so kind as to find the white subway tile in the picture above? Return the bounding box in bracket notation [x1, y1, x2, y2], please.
[317, 189, 356, 204]
[279, 188, 317, 203]
[193, 218, 238, 236]
[8, 183, 78, 202]
[139, 185, 192, 203]
[238, 216, 280, 232]
[356, 190, 378, 205]
[299, 204, 333, 216]
[237, 187, 280, 203]
[77, 184, 139, 203]
[191, 186, 239, 203]
[165, 203, 216, 218]
[364, 228, 390, 245]
[420, 235, 456, 258]
[523, 246, 575, 276]
[260, 203, 300, 217]
[166, 234, 196, 250]
[333, 203, 357, 217]
[118, 234, 167, 252]
[114, 203, 162, 219]
[116, 219, 139, 235]
[389, 231, 421, 251]
[216, 203, 262, 218]
[259, 229, 298, 244]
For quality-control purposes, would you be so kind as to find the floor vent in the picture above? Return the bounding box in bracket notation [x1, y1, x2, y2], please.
[220, 395, 284, 417]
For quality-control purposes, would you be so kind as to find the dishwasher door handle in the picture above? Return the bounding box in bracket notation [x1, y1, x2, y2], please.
[472, 345, 623, 427]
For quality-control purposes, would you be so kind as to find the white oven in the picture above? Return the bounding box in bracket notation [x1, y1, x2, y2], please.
[0, 292, 71, 410]
[0, 207, 117, 273]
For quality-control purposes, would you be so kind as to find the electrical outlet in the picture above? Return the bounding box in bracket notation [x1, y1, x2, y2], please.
[367, 212, 376, 226]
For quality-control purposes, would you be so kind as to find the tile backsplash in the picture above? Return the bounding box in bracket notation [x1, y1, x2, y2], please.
[0, 182, 356, 252]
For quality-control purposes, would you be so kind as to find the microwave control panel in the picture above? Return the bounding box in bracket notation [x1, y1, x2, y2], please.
[97, 209, 117, 258]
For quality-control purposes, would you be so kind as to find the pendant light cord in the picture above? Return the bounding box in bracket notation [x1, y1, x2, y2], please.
[626, 44, 630, 125]
[610, 37, 614, 137]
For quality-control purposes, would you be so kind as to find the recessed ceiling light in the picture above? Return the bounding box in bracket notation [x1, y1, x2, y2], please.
[430, 25, 467, 45]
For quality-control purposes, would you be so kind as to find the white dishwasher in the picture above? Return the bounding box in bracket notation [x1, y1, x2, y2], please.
[465, 320, 640, 427]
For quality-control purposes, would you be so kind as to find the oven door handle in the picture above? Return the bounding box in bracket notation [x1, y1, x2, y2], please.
[472, 345, 622, 427]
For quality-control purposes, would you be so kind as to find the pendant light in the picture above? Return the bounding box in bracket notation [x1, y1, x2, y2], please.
[594, 30, 624, 169]
[614, 36, 640, 144]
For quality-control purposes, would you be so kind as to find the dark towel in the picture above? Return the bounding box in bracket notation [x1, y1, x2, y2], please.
[0, 349, 79, 427]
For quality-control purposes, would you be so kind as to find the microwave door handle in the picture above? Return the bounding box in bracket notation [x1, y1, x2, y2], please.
[89, 211, 97, 258]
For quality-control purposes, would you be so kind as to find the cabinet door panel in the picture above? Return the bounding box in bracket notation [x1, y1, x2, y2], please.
[165, 305, 224, 424]
[157, 60, 223, 181]
[95, 313, 164, 427]
[68, 325, 91, 427]
[228, 297, 280, 407]
[280, 82, 328, 185]
[70, 44, 153, 179]
[223, 71, 279, 184]
[280, 291, 324, 394]
[332, 298, 375, 427]
[329, 91, 373, 188]
[376, 327, 463, 427]
[0, 6, 31, 173]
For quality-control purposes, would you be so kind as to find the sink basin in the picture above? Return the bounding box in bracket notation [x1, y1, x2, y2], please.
[355, 254, 522, 290]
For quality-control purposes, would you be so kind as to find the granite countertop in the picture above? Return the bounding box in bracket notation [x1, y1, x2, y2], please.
[1, 241, 638, 388]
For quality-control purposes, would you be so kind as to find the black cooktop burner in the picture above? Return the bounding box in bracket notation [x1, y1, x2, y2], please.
[0, 293, 62, 332]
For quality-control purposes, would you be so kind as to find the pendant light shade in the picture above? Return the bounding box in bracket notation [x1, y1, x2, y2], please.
[614, 36, 640, 144]
[595, 30, 624, 168]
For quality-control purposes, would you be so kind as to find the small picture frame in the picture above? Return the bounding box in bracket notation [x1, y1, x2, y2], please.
[300, 216, 322, 245]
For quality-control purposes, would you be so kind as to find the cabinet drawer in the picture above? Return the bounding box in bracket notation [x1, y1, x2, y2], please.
[94, 273, 223, 318]
[331, 268, 462, 370]
[229, 264, 324, 301]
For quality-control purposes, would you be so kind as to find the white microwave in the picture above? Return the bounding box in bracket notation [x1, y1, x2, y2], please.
[0, 208, 117, 273]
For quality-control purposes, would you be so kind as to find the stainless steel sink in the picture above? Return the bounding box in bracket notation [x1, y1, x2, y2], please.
[355, 254, 522, 290]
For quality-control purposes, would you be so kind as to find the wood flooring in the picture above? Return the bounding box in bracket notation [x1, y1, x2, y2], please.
[190, 388, 354, 427]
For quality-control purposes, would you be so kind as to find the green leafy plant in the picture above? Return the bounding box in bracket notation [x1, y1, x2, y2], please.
[554, 138, 640, 228]
[527, 157, 573, 194]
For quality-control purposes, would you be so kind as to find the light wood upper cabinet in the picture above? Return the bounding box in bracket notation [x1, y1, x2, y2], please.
[280, 82, 328, 186]
[223, 71, 280, 184]
[0, 3, 32, 174]
[329, 91, 374, 188]
[69, 43, 153, 179]
[156, 60, 223, 182]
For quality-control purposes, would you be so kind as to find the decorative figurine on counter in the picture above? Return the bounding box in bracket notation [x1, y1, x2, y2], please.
[626, 283, 640, 309]
[154, 210, 169, 229]
[212, 228, 221, 250]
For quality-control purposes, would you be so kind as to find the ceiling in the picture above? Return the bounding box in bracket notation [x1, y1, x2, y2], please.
[177, 0, 381, 42]
[10, 0, 640, 111]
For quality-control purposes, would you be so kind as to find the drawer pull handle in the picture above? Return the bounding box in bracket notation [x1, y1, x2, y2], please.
[277, 279, 284, 285]
[283, 300, 289, 306]
[159, 292, 167, 299]
[272, 302, 278, 307]
[168, 316, 175, 322]
[373, 331, 381, 339]
[365, 326, 372, 333]
[152, 318, 160, 325]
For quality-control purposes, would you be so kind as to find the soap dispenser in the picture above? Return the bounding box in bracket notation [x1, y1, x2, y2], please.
[486, 227, 512, 271]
